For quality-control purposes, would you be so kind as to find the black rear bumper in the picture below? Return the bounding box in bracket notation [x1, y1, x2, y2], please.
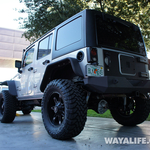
[83, 76, 150, 94]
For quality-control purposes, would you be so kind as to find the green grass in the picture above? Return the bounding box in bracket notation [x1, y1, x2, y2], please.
[87, 109, 112, 118]
[146, 114, 150, 121]
[32, 109, 41, 112]
[32, 108, 150, 121]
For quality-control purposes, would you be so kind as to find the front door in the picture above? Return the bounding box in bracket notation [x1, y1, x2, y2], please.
[19, 45, 35, 96]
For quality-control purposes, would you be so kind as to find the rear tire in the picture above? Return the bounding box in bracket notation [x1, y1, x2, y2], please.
[42, 79, 87, 140]
[22, 108, 32, 115]
[110, 96, 150, 126]
[0, 90, 16, 123]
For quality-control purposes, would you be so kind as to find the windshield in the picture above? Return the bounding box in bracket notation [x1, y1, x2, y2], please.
[96, 14, 145, 55]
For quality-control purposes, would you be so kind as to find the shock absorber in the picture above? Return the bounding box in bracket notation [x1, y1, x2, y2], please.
[123, 96, 127, 111]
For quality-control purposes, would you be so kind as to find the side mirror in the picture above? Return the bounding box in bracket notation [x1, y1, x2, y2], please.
[15, 60, 22, 73]
[15, 60, 21, 68]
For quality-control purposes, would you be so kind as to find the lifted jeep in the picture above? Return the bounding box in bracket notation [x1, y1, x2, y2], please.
[1, 9, 150, 140]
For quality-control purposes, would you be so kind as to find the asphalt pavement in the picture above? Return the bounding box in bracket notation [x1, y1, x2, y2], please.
[0, 112, 150, 150]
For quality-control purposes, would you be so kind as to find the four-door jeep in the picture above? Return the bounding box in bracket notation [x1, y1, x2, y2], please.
[1, 9, 150, 140]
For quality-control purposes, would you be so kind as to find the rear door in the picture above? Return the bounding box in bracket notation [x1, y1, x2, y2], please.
[33, 32, 53, 94]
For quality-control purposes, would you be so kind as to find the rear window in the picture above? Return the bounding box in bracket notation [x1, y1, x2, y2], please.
[56, 17, 82, 50]
[96, 15, 145, 55]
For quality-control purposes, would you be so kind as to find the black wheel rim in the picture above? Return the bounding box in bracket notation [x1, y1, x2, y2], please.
[117, 97, 136, 117]
[47, 92, 65, 126]
[0, 98, 4, 116]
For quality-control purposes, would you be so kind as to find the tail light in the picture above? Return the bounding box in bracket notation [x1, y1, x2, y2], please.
[87, 47, 98, 63]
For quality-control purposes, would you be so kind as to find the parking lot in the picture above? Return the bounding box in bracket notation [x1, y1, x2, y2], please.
[0, 112, 150, 150]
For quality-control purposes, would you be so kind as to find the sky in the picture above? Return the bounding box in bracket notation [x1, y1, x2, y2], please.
[0, 0, 27, 81]
[0, 0, 27, 30]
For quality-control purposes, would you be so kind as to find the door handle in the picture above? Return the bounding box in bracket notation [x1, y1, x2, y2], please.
[43, 60, 50, 65]
[28, 67, 33, 71]
[33, 68, 37, 73]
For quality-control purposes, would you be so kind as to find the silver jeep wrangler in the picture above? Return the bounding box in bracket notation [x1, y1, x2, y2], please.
[1, 9, 150, 140]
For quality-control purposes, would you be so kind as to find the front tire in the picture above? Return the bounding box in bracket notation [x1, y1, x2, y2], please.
[42, 79, 87, 140]
[0, 90, 16, 123]
[110, 96, 150, 126]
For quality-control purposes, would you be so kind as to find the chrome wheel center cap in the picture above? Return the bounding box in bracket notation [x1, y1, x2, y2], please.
[54, 106, 58, 113]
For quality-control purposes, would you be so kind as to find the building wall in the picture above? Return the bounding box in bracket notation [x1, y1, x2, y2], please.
[0, 27, 30, 60]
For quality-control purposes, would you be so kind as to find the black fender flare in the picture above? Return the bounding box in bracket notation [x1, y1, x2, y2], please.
[40, 57, 84, 92]
[0, 80, 17, 96]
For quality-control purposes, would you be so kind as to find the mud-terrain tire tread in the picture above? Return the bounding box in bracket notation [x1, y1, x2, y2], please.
[110, 97, 150, 126]
[0, 90, 16, 123]
[42, 79, 87, 140]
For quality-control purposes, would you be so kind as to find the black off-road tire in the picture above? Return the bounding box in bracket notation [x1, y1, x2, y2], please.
[22, 109, 32, 115]
[110, 96, 150, 126]
[42, 79, 87, 140]
[0, 90, 16, 123]
[22, 106, 34, 115]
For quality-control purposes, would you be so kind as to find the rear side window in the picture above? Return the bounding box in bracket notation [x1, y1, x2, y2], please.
[56, 17, 82, 50]
[37, 34, 53, 59]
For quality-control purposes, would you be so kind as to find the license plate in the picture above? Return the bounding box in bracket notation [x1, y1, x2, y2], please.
[87, 65, 104, 77]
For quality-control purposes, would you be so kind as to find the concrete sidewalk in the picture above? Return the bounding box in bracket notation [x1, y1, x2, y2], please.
[0, 112, 150, 150]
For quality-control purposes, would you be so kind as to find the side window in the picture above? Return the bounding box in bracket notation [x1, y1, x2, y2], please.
[37, 34, 53, 60]
[23, 46, 35, 67]
[56, 17, 82, 50]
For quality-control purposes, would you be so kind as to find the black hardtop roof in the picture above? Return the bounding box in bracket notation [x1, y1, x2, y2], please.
[25, 9, 88, 50]
[25, 9, 136, 50]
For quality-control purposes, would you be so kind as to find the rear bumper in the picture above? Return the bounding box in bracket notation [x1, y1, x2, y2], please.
[83, 76, 150, 94]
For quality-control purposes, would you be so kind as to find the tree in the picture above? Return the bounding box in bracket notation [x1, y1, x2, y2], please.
[92, 0, 150, 50]
[19, 0, 150, 50]
[18, 0, 89, 42]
